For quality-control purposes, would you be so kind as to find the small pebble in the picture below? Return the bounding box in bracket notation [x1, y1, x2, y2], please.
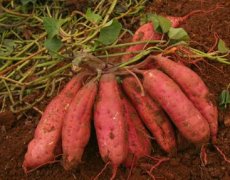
[224, 114, 230, 127]
[1, 126, 6, 134]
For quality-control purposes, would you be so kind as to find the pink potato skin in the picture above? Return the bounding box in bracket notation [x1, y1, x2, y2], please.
[23, 73, 86, 172]
[62, 80, 98, 170]
[166, 9, 206, 28]
[122, 23, 161, 62]
[167, 16, 187, 28]
[122, 97, 151, 168]
[143, 69, 210, 144]
[122, 11, 201, 62]
[94, 73, 128, 176]
[122, 77, 176, 153]
[153, 55, 218, 143]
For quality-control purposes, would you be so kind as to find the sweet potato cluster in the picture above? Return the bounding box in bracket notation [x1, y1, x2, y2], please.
[23, 13, 218, 178]
[23, 54, 218, 178]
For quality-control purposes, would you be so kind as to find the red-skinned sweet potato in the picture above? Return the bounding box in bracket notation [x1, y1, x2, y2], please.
[122, 97, 152, 168]
[122, 23, 161, 62]
[143, 69, 210, 145]
[23, 73, 86, 172]
[166, 10, 204, 28]
[94, 73, 128, 179]
[167, 4, 222, 27]
[153, 54, 218, 143]
[62, 80, 98, 170]
[122, 76, 176, 153]
[122, 9, 214, 63]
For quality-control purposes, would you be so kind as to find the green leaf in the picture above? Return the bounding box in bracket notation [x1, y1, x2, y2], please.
[141, 14, 161, 31]
[85, 8, 102, 24]
[140, 13, 155, 25]
[218, 39, 229, 53]
[157, 16, 172, 33]
[151, 14, 160, 32]
[0, 39, 16, 56]
[146, 14, 172, 33]
[103, 19, 114, 28]
[98, 19, 122, 45]
[228, 96, 230, 103]
[20, 0, 36, 5]
[168, 27, 190, 42]
[43, 17, 65, 39]
[219, 90, 226, 105]
[219, 90, 230, 108]
[44, 37, 62, 55]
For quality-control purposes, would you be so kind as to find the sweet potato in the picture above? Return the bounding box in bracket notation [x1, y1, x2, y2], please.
[23, 73, 86, 172]
[122, 76, 176, 153]
[166, 10, 204, 28]
[122, 97, 151, 168]
[153, 54, 218, 143]
[122, 22, 161, 62]
[167, 4, 222, 27]
[143, 69, 210, 144]
[62, 80, 98, 170]
[122, 8, 216, 63]
[133, 23, 161, 42]
[94, 73, 128, 179]
[122, 46, 141, 63]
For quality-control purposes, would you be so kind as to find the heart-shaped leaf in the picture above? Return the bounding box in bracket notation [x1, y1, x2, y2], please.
[98, 19, 122, 45]
[85, 8, 102, 24]
[218, 39, 229, 53]
[219, 89, 230, 109]
[168, 27, 189, 42]
[44, 37, 62, 55]
[43, 17, 65, 39]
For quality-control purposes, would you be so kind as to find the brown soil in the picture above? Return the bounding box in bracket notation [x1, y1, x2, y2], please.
[0, 0, 230, 179]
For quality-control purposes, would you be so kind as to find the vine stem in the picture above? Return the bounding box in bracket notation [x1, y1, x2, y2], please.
[0, 76, 28, 86]
[118, 47, 157, 68]
[190, 47, 230, 64]
[93, 40, 165, 51]
[115, 0, 147, 20]
[0, 55, 49, 61]
[28, 64, 71, 86]
[10, 81, 51, 113]
[75, 0, 118, 45]
[0, 3, 30, 17]
[0, 61, 11, 71]
[124, 68, 145, 96]
[2, 79, 15, 104]
[0, 48, 46, 76]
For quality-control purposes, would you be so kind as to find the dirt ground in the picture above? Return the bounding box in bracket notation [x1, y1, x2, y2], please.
[0, 0, 230, 179]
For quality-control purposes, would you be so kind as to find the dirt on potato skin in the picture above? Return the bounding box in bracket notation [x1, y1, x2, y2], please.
[0, 0, 230, 179]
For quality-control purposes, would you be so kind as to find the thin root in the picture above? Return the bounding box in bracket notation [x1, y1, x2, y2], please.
[140, 156, 170, 172]
[140, 156, 169, 180]
[200, 144, 208, 166]
[214, 145, 230, 164]
[183, 3, 224, 20]
[208, 32, 219, 53]
[125, 68, 145, 96]
[110, 165, 118, 180]
[93, 161, 110, 180]
[144, 169, 156, 180]
[149, 157, 170, 173]
[23, 159, 59, 174]
[127, 156, 136, 180]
